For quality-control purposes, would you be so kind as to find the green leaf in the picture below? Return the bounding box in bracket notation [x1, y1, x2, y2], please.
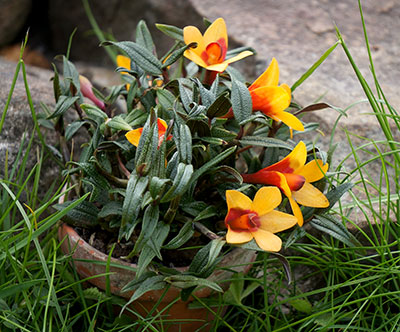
[155, 23, 184, 41]
[230, 77, 252, 124]
[120, 174, 149, 240]
[195, 79, 215, 108]
[157, 89, 176, 111]
[47, 96, 79, 119]
[65, 121, 85, 140]
[189, 146, 236, 187]
[289, 298, 313, 314]
[239, 136, 293, 150]
[178, 78, 194, 112]
[223, 273, 244, 305]
[163, 220, 194, 249]
[164, 275, 223, 292]
[53, 200, 99, 228]
[131, 204, 159, 255]
[193, 206, 218, 222]
[80, 103, 108, 120]
[161, 163, 194, 203]
[291, 41, 339, 92]
[162, 42, 196, 69]
[177, 124, 192, 164]
[136, 20, 155, 54]
[0, 280, 43, 301]
[188, 239, 225, 277]
[106, 115, 133, 131]
[149, 177, 171, 199]
[309, 214, 361, 247]
[122, 275, 167, 313]
[98, 201, 122, 218]
[207, 93, 232, 118]
[63, 56, 81, 92]
[104, 41, 162, 75]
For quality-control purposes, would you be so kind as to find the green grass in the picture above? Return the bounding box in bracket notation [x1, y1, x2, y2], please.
[1, 1, 400, 331]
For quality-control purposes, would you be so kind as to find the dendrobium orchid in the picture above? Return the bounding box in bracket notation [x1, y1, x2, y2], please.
[125, 118, 172, 148]
[183, 18, 253, 73]
[79, 75, 105, 110]
[249, 58, 304, 131]
[225, 187, 297, 252]
[241, 141, 329, 226]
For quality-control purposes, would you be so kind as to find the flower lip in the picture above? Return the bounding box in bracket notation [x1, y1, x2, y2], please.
[225, 208, 260, 232]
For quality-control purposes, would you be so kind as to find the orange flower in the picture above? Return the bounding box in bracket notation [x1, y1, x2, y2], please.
[183, 18, 253, 73]
[79, 75, 105, 110]
[225, 187, 297, 252]
[125, 118, 172, 147]
[241, 141, 329, 226]
[249, 58, 303, 131]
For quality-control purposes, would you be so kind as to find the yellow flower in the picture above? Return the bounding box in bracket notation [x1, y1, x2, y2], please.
[116, 55, 132, 90]
[249, 58, 303, 131]
[242, 141, 329, 226]
[225, 187, 297, 252]
[183, 18, 253, 73]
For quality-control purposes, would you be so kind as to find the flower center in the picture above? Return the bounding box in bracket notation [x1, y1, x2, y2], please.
[225, 208, 260, 232]
[201, 38, 227, 65]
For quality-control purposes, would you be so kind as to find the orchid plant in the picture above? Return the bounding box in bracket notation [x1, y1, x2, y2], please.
[50, 17, 351, 297]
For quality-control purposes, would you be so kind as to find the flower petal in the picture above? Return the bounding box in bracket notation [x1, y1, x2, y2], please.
[288, 196, 304, 226]
[116, 55, 131, 72]
[183, 49, 208, 68]
[125, 128, 143, 147]
[203, 18, 228, 50]
[205, 62, 229, 73]
[249, 57, 279, 91]
[251, 229, 282, 252]
[226, 190, 252, 211]
[292, 182, 329, 208]
[296, 160, 329, 183]
[252, 186, 281, 216]
[283, 173, 305, 191]
[265, 141, 307, 174]
[271, 111, 304, 131]
[280, 83, 291, 96]
[183, 26, 205, 56]
[224, 50, 254, 64]
[258, 210, 297, 233]
[242, 171, 292, 198]
[226, 226, 253, 244]
[250, 86, 291, 116]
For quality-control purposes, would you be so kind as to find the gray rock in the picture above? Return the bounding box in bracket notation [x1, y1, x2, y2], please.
[0, 57, 57, 187]
[0, 0, 32, 46]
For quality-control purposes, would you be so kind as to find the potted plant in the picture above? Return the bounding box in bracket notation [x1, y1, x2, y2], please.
[49, 17, 348, 331]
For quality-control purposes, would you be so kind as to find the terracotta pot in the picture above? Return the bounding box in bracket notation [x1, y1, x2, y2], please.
[58, 223, 256, 332]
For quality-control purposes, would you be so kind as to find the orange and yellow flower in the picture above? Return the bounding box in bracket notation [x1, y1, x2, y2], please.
[125, 118, 172, 147]
[183, 18, 253, 73]
[249, 58, 303, 131]
[225, 187, 297, 252]
[241, 141, 329, 226]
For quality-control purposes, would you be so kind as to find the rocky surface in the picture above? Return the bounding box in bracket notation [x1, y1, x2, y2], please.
[0, 58, 57, 184]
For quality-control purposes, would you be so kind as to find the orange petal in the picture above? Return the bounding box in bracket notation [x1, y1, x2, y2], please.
[224, 50, 254, 64]
[183, 26, 206, 56]
[203, 18, 228, 50]
[252, 186, 281, 216]
[204, 42, 224, 65]
[265, 141, 307, 174]
[249, 57, 279, 91]
[242, 170, 292, 198]
[283, 173, 305, 192]
[288, 196, 304, 226]
[292, 182, 329, 208]
[250, 86, 291, 116]
[271, 111, 304, 131]
[251, 229, 282, 252]
[280, 83, 291, 96]
[116, 55, 131, 72]
[296, 160, 329, 183]
[157, 118, 168, 132]
[125, 128, 143, 147]
[258, 210, 297, 233]
[226, 226, 253, 244]
[225, 190, 252, 212]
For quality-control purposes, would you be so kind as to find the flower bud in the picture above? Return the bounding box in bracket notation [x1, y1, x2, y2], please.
[79, 75, 105, 110]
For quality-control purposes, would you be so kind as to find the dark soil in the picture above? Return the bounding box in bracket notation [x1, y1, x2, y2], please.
[75, 226, 205, 268]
